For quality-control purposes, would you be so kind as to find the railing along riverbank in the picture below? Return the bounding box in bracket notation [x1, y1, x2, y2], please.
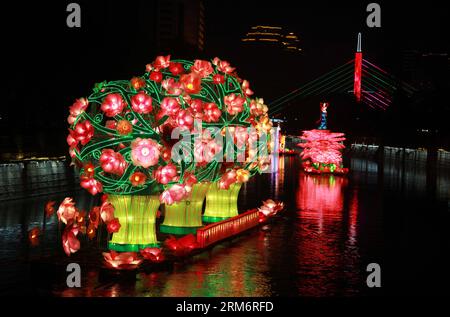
[0, 157, 78, 201]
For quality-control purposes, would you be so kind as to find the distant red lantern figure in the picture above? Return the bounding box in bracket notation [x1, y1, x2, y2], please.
[28, 227, 40, 246]
[129, 171, 147, 187]
[116, 119, 133, 135]
[130, 77, 146, 90]
[298, 103, 348, 175]
[45, 200, 56, 218]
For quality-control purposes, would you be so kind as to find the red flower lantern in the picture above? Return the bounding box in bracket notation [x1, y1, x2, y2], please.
[116, 119, 133, 135]
[176, 109, 194, 130]
[154, 163, 177, 185]
[62, 222, 80, 256]
[80, 175, 103, 195]
[203, 102, 221, 122]
[154, 55, 171, 70]
[140, 247, 165, 263]
[129, 171, 147, 186]
[106, 218, 121, 233]
[224, 94, 246, 115]
[191, 59, 213, 78]
[180, 73, 202, 94]
[169, 62, 184, 76]
[213, 57, 235, 74]
[70, 120, 94, 146]
[131, 92, 153, 114]
[99, 149, 127, 176]
[102, 251, 142, 270]
[130, 77, 146, 90]
[101, 93, 125, 117]
[67, 98, 89, 124]
[149, 71, 163, 82]
[213, 74, 225, 84]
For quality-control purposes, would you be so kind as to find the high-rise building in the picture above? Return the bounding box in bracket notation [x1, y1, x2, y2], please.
[241, 25, 302, 53]
[156, 0, 205, 52]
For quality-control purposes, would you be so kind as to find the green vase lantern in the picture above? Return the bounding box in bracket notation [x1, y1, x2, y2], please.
[203, 182, 242, 223]
[160, 182, 210, 234]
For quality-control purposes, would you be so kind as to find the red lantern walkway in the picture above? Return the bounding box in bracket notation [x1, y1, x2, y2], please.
[196, 209, 261, 248]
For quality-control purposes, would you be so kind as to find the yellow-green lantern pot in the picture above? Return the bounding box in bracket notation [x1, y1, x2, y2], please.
[203, 182, 242, 223]
[160, 182, 210, 234]
[108, 194, 160, 252]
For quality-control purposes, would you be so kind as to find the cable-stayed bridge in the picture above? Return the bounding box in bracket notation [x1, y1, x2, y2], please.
[268, 33, 417, 116]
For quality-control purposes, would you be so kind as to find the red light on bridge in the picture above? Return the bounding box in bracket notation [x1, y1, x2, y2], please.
[354, 52, 362, 102]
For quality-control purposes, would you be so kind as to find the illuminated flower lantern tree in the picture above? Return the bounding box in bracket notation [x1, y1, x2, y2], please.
[67, 55, 272, 245]
[298, 102, 348, 174]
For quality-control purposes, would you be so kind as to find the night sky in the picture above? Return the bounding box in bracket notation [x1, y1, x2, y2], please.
[2, 0, 449, 155]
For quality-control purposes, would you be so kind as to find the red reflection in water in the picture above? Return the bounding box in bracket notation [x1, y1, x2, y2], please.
[348, 189, 359, 245]
[297, 174, 347, 232]
[296, 173, 360, 296]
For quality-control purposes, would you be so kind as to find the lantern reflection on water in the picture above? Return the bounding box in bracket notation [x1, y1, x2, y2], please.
[296, 172, 361, 295]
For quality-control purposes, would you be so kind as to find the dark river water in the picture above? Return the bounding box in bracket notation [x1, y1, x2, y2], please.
[0, 153, 449, 297]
